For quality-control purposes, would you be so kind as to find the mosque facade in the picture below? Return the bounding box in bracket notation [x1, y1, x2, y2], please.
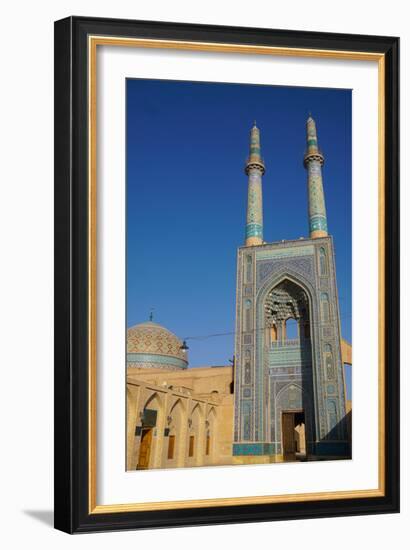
[126, 117, 352, 470]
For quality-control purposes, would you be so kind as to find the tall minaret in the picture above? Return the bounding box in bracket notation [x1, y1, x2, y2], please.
[304, 116, 328, 239]
[245, 122, 265, 246]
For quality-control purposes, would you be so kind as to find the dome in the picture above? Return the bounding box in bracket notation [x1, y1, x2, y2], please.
[127, 321, 188, 370]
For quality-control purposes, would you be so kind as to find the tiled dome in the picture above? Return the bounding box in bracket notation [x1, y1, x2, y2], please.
[127, 321, 188, 370]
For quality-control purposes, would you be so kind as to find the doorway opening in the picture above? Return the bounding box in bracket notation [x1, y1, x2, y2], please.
[282, 410, 307, 461]
[137, 427, 153, 469]
[136, 406, 158, 469]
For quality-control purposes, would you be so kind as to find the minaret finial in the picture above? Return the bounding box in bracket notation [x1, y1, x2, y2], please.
[303, 116, 328, 238]
[244, 123, 265, 246]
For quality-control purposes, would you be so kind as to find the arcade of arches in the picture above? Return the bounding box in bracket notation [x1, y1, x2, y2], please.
[127, 360, 235, 470]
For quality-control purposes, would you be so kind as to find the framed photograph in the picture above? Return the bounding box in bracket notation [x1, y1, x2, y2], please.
[54, 16, 399, 533]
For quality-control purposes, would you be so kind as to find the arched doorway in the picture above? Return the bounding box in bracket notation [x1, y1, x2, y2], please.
[264, 278, 314, 460]
[166, 398, 184, 467]
[137, 392, 162, 470]
[187, 403, 203, 465]
[276, 383, 312, 462]
[281, 409, 307, 461]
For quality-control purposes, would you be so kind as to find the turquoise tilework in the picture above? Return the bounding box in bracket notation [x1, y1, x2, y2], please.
[127, 352, 187, 369]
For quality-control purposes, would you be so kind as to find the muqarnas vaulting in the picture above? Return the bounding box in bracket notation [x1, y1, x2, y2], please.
[126, 117, 352, 470]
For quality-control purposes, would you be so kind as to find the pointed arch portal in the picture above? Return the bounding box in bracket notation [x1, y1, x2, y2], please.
[234, 239, 349, 460]
[264, 278, 314, 460]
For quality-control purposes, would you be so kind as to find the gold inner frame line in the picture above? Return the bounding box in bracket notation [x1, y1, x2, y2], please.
[88, 35, 386, 514]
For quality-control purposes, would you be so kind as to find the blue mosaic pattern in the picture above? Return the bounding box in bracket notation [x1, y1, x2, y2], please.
[305, 118, 328, 236]
[307, 160, 327, 233]
[234, 238, 348, 457]
[246, 169, 263, 242]
[256, 257, 314, 290]
[246, 223, 263, 238]
[268, 343, 312, 367]
[310, 214, 328, 233]
[233, 443, 275, 456]
[127, 352, 187, 370]
[242, 401, 252, 440]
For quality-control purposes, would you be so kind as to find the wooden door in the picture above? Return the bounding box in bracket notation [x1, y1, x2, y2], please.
[282, 412, 296, 461]
[137, 428, 152, 469]
[188, 435, 195, 457]
[167, 435, 175, 460]
[205, 435, 211, 456]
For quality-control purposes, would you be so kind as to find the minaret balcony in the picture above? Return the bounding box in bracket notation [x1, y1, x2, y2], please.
[245, 157, 265, 175]
[303, 149, 324, 167]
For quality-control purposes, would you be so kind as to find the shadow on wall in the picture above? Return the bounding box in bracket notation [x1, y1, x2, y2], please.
[317, 410, 352, 459]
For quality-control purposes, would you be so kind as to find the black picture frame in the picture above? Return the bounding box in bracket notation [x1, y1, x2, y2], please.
[54, 16, 399, 534]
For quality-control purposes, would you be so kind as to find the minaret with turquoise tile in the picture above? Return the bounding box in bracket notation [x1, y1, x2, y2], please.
[245, 122, 265, 246]
[304, 116, 328, 239]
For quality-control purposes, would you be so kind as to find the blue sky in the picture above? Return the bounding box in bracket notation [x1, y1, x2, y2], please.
[126, 79, 352, 394]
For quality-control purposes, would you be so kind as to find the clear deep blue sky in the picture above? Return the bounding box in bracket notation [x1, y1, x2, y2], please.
[126, 79, 352, 385]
